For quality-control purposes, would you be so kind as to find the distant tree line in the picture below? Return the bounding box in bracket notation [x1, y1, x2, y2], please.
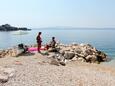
[0, 24, 31, 31]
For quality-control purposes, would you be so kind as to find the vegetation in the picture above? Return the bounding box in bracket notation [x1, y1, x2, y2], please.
[0, 24, 31, 31]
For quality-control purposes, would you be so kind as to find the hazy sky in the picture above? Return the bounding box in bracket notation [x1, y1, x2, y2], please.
[0, 0, 115, 28]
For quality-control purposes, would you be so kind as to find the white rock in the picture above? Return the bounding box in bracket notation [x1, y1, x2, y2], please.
[72, 56, 77, 61]
[3, 68, 15, 78]
[0, 74, 9, 82]
[8, 73, 15, 78]
[77, 58, 85, 62]
[80, 43, 85, 46]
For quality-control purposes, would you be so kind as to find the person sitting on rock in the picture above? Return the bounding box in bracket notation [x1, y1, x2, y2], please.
[46, 37, 56, 50]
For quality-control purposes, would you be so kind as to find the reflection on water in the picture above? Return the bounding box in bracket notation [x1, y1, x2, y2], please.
[11, 30, 29, 35]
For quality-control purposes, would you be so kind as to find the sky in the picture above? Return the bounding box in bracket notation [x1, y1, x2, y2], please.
[0, 0, 115, 28]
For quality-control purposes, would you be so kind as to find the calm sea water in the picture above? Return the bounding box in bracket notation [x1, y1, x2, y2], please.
[0, 28, 115, 66]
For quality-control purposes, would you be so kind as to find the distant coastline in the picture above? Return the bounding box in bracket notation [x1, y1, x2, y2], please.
[0, 24, 31, 31]
[31, 27, 115, 30]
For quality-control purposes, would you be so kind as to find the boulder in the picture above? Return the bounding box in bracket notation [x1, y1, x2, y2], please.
[85, 55, 97, 63]
[96, 51, 107, 62]
[3, 68, 15, 78]
[75, 53, 85, 58]
[58, 43, 107, 63]
[64, 52, 75, 59]
[75, 48, 82, 54]
[83, 49, 94, 55]
[56, 54, 64, 61]
[59, 50, 65, 55]
[0, 67, 16, 83]
[77, 57, 85, 62]
[50, 59, 60, 66]
[0, 74, 8, 83]
[60, 61, 66, 66]
[62, 47, 71, 51]
[71, 56, 78, 61]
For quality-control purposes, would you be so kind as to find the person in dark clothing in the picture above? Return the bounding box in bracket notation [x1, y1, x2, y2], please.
[36, 32, 42, 53]
[18, 43, 28, 53]
[46, 37, 56, 50]
[50, 37, 56, 48]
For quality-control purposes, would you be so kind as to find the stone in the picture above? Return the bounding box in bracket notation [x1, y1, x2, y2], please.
[3, 68, 15, 78]
[5, 50, 9, 54]
[50, 59, 60, 66]
[60, 61, 66, 66]
[72, 56, 78, 61]
[80, 43, 85, 46]
[0, 74, 9, 83]
[0, 51, 2, 54]
[96, 51, 107, 62]
[86, 44, 94, 49]
[84, 49, 94, 55]
[75, 53, 85, 58]
[77, 58, 85, 62]
[1, 52, 6, 57]
[86, 55, 97, 63]
[75, 48, 82, 54]
[64, 52, 75, 59]
[8, 73, 15, 78]
[58, 43, 107, 63]
[59, 50, 65, 55]
[63, 47, 71, 51]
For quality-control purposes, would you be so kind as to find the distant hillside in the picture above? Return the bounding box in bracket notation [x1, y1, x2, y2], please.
[0, 24, 31, 31]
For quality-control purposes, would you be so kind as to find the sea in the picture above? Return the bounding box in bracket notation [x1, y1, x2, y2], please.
[0, 28, 115, 67]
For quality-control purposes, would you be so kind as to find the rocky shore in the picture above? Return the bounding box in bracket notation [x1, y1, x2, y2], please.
[0, 43, 114, 86]
[48, 43, 107, 65]
[0, 43, 108, 64]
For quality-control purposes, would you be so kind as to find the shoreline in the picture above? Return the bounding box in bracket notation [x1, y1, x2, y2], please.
[0, 43, 114, 68]
[0, 43, 115, 71]
[0, 42, 115, 86]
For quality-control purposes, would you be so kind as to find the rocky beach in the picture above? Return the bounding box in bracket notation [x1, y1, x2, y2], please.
[0, 43, 115, 86]
[1, 0, 115, 85]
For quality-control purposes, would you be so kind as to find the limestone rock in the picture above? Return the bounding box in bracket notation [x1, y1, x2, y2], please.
[0, 74, 8, 83]
[57, 43, 107, 63]
[60, 61, 66, 66]
[3, 68, 15, 78]
[64, 52, 75, 59]
[59, 50, 65, 55]
[72, 56, 78, 61]
[85, 55, 97, 63]
[50, 59, 60, 66]
[96, 51, 107, 62]
[77, 58, 85, 62]
[75, 48, 82, 54]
